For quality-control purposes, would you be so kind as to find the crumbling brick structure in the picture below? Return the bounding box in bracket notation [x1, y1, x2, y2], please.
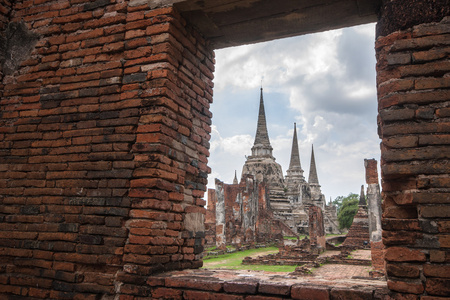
[308, 205, 326, 251]
[342, 186, 371, 249]
[206, 176, 295, 249]
[0, 0, 449, 299]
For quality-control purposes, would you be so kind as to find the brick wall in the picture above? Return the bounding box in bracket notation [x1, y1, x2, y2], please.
[1, 0, 449, 299]
[0, 0, 12, 31]
[0, 2, 213, 298]
[376, 14, 450, 298]
[144, 270, 390, 300]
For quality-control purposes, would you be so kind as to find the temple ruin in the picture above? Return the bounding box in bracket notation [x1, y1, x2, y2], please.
[205, 88, 340, 248]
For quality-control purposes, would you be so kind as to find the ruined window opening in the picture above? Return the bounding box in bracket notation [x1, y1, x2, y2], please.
[203, 22, 381, 277]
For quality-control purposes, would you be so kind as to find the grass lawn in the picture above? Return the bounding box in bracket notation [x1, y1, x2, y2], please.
[283, 235, 306, 240]
[203, 247, 298, 273]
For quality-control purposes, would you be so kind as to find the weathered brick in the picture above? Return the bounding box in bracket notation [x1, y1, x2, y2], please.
[385, 246, 426, 262]
[425, 278, 450, 296]
[165, 277, 223, 291]
[257, 282, 291, 296]
[291, 285, 329, 300]
[387, 263, 420, 278]
[387, 279, 424, 294]
[151, 287, 183, 299]
[419, 205, 450, 218]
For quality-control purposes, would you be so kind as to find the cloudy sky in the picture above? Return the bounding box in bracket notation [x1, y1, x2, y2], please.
[207, 23, 381, 202]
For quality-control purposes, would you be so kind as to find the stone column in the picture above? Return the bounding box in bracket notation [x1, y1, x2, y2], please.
[214, 179, 226, 250]
[364, 159, 384, 276]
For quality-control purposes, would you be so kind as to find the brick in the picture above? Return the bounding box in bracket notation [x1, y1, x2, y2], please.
[425, 278, 450, 296]
[421, 296, 450, 300]
[386, 263, 420, 278]
[379, 90, 450, 110]
[439, 235, 450, 248]
[165, 277, 223, 292]
[183, 290, 243, 300]
[223, 281, 258, 294]
[291, 285, 329, 300]
[412, 47, 450, 62]
[419, 205, 450, 218]
[423, 264, 450, 278]
[387, 280, 424, 294]
[246, 296, 284, 300]
[151, 287, 182, 299]
[382, 219, 420, 231]
[387, 53, 411, 65]
[415, 77, 450, 90]
[385, 247, 426, 262]
[381, 160, 450, 177]
[258, 282, 291, 296]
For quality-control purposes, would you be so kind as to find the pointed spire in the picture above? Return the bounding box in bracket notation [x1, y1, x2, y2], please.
[251, 87, 273, 157]
[288, 123, 302, 171]
[233, 170, 238, 184]
[308, 145, 319, 184]
[359, 185, 366, 206]
[253, 88, 271, 147]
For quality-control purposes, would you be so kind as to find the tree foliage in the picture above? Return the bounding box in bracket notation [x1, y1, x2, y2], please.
[335, 193, 359, 229]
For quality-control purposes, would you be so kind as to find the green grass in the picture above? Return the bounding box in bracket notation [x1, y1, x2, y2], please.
[203, 246, 278, 264]
[202, 246, 298, 272]
[203, 246, 296, 272]
[284, 235, 306, 240]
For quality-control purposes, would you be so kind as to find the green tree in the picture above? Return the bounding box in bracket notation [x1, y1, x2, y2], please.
[331, 195, 344, 212]
[336, 193, 359, 229]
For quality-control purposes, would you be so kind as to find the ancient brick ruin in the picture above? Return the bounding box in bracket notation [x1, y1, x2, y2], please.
[0, 0, 449, 299]
[205, 175, 297, 249]
[342, 185, 371, 249]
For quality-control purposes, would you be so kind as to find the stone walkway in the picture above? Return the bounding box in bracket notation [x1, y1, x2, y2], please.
[312, 249, 373, 279]
[312, 264, 372, 279]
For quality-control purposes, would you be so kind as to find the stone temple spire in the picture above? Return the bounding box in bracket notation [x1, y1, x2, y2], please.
[233, 170, 238, 184]
[288, 123, 302, 170]
[241, 88, 284, 189]
[286, 123, 304, 179]
[308, 145, 319, 185]
[285, 123, 306, 199]
[251, 87, 273, 158]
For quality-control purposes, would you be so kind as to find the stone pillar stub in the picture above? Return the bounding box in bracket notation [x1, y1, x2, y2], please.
[309, 205, 325, 251]
[364, 159, 382, 242]
[215, 179, 226, 250]
[364, 159, 379, 185]
[365, 159, 385, 275]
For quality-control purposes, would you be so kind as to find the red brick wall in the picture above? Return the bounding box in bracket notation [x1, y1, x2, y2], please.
[0, 0, 12, 30]
[376, 15, 450, 298]
[0, 2, 213, 298]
